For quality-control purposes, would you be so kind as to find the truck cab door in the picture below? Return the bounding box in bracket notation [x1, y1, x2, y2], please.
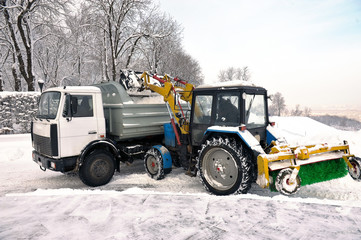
[59, 94, 98, 157]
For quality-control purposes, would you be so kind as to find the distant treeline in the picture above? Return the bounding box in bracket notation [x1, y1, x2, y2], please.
[310, 115, 361, 131]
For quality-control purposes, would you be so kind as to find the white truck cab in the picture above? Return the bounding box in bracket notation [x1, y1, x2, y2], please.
[32, 86, 106, 164]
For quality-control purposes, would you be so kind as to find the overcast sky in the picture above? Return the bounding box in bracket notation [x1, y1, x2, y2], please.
[157, 0, 361, 109]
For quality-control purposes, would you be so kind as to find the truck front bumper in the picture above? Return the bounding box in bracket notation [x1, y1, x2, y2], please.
[32, 151, 77, 173]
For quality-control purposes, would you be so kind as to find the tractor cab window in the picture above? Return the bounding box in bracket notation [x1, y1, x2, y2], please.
[192, 95, 213, 124]
[245, 94, 266, 128]
[215, 93, 240, 125]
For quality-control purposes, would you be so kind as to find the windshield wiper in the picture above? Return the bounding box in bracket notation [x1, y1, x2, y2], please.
[35, 115, 43, 121]
[36, 115, 51, 121]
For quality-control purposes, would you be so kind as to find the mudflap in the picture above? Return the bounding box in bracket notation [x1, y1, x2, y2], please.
[152, 145, 173, 174]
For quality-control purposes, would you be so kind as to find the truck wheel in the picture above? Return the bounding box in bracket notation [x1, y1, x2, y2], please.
[348, 157, 361, 181]
[144, 148, 164, 180]
[275, 168, 301, 195]
[198, 137, 252, 195]
[79, 150, 115, 187]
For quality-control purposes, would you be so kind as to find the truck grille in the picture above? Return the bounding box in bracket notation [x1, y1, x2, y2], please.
[32, 124, 58, 157]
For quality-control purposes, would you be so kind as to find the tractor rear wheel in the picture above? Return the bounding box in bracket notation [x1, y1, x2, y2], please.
[198, 137, 252, 195]
[348, 157, 361, 181]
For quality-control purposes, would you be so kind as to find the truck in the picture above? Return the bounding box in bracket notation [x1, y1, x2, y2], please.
[32, 73, 361, 195]
[32, 81, 172, 187]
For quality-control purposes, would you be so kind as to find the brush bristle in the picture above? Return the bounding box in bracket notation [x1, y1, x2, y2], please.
[270, 158, 348, 192]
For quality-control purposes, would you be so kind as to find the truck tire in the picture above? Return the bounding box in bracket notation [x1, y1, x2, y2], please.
[144, 148, 164, 180]
[198, 137, 252, 195]
[348, 157, 361, 181]
[275, 168, 301, 195]
[79, 150, 115, 187]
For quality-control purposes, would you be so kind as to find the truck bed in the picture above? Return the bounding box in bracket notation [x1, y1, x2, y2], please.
[103, 103, 170, 140]
[95, 81, 174, 141]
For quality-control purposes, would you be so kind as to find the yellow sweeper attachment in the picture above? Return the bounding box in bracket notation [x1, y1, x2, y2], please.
[256, 141, 361, 195]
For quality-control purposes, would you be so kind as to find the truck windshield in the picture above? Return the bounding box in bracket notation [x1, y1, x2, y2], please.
[245, 94, 266, 128]
[37, 91, 61, 119]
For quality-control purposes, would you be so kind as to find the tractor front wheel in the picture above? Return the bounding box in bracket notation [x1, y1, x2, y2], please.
[144, 148, 164, 180]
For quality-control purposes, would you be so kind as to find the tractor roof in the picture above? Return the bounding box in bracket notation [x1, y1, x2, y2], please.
[195, 80, 266, 92]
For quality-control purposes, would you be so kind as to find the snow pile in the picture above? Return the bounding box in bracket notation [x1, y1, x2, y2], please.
[1, 117, 361, 239]
[130, 92, 165, 104]
[198, 80, 257, 89]
[271, 116, 361, 156]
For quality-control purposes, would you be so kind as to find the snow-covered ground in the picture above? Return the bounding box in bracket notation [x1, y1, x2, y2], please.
[1, 117, 361, 239]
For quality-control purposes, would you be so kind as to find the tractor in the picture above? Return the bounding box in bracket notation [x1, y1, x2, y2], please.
[141, 72, 361, 195]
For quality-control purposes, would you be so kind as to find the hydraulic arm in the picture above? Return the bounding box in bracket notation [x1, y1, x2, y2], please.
[140, 72, 194, 135]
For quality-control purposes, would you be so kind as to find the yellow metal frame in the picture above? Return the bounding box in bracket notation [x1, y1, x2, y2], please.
[257, 142, 354, 188]
[140, 72, 194, 134]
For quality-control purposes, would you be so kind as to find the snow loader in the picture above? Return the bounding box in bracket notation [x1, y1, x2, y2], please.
[140, 72, 361, 195]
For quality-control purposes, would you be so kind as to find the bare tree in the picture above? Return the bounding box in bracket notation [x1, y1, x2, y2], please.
[218, 66, 250, 82]
[62, 2, 102, 86]
[34, 35, 71, 87]
[0, 53, 3, 91]
[0, 49, 10, 91]
[85, 0, 154, 82]
[303, 107, 312, 117]
[134, 10, 181, 73]
[291, 104, 303, 116]
[269, 92, 286, 116]
[160, 48, 203, 86]
[241, 66, 250, 81]
[0, 0, 70, 91]
[98, 2, 204, 85]
[11, 50, 21, 90]
[0, 0, 38, 90]
[0, 0, 204, 91]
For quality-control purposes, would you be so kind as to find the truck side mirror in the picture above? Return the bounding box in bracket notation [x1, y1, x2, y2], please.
[62, 95, 70, 117]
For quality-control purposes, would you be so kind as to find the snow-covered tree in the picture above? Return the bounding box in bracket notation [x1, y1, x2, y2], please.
[218, 66, 250, 82]
[83, 0, 152, 82]
[269, 92, 286, 116]
[0, 0, 70, 91]
[1, 0, 204, 91]
[1, 0, 38, 91]
[291, 104, 303, 116]
[132, 10, 203, 85]
[303, 107, 312, 117]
